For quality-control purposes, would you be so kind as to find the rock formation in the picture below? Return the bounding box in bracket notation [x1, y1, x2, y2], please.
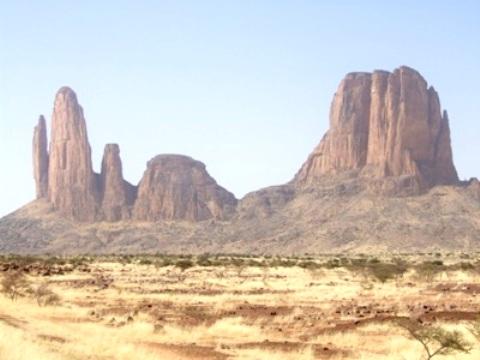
[295, 66, 458, 193]
[99, 144, 135, 221]
[47, 87, 98, 221]
[34, 87, 236, 223]
[33, 115, 49, 198]
[28, 66, 463, 226]
[133, 155, 237, 221]
[3, 65, 477, 254]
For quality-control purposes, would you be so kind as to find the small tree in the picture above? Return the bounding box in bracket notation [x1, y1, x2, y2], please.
[397, 319, 471, 359]
[1, 271, 30, 301]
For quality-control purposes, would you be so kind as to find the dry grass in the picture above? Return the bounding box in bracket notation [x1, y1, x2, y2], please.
[0, 254, 480, 359]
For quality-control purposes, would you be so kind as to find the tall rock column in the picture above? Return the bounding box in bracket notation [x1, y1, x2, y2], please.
[295, 66, 458, 192]
[47, 87, 98, 221]
[33, 115, 49, 198]
[99, 144, 132, 221]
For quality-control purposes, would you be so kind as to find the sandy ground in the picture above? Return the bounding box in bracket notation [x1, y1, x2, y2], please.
[0, 256, 480, 359]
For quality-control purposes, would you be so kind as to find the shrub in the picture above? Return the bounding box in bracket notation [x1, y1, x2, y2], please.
[175, 259, 194, 271]
[415, 260, 446, 281]
[1, 271, 31, 301]
[468, 315, 480, 341]
[34, 282, 61, 306]
[196, 254, 212, 267]
[298, 261, 321, 270]
[367, 262, 408, 283]
[138, 258, 153, 265]
[324, 258, 341, 269]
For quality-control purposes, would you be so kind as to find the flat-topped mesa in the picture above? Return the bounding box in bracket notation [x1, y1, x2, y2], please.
[295, 66, 458, 192]
[33, 115, 49, 198]
[133, 155, 238, 221]
[99, 144, 135, 221]
[47, 86, 98, 221]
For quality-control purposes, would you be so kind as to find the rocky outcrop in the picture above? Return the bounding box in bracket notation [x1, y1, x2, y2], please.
[33, 115, 49, 198]
[295, 66, 458, 192]
[47, 87, 98, 221]
[99, 144, 135, 221]
[133, 155, 237, 221]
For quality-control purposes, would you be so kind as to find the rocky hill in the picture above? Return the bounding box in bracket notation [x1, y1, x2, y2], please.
[1, 66, 479, 254]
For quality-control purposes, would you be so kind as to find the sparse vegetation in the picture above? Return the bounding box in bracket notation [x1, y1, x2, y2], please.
[34, 282, 60, 306]
[468, 315, 480, 341]
[174, 258, 194, 271]
[397, 319, 472, 359]
[1, 271, 30, 301]
[0, 253, 480, 359]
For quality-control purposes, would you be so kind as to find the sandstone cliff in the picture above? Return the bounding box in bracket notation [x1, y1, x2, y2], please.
[295, 66, 458, 193]
[133, 155, 237, 221]
[33, 115, 49, 199]
[47, 87, 98, 221]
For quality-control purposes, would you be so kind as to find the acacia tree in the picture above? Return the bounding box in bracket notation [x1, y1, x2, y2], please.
[397, 319, 471, 359]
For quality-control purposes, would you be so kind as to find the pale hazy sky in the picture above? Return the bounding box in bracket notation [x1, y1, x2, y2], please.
[1, 1, 479, 217]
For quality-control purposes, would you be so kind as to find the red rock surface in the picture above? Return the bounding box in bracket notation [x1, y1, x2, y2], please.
[133, 155, 237, 221]
[295, 66, 458, 192]
[31, 66, 463, 223]
[99, 144, 134, 221]
[33, 115, 49, 198]
[47, 87, 98, 221]
[34, 88, 236, 222]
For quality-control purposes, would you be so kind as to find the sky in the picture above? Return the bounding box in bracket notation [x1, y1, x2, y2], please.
[0, 1, 479, 217]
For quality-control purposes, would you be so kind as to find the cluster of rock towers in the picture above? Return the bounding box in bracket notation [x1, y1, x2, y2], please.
[34, 66, 459, 222]
[33, 87, 237, 222]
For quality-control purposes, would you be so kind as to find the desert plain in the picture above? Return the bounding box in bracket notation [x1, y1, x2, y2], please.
[1, 253, 479, 359]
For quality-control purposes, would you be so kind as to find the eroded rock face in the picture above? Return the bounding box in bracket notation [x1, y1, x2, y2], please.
[99, 144, 135, 221]
[295, 66, 458, 192]
[47, 87, 98, 221]
[33, 115, 49, 198]
[133, 155, 237, 221]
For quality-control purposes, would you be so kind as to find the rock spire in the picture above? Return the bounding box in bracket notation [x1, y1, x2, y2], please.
[33, 115, 49, 198]
[47, 87, 98, 221]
